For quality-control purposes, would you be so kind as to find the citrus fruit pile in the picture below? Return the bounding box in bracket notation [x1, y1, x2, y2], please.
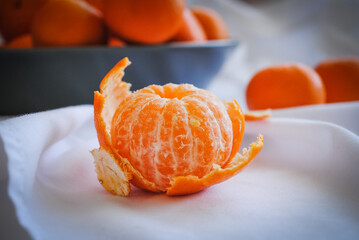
[246, 57, 359, 110]
[91, 57, 264, 196]
[0, 0, 229, 48]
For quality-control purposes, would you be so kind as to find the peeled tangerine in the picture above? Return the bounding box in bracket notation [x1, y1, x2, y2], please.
[91, 58, 264, 196]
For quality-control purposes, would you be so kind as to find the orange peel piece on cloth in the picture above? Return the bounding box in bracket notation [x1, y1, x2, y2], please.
[244, 109, 272, 121]
[91, 57, 264, 196]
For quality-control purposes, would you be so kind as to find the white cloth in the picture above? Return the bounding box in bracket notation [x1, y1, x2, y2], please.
[1, 103, 359, 240]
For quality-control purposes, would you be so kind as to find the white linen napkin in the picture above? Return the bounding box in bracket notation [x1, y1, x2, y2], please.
[1, 103, 359, 240]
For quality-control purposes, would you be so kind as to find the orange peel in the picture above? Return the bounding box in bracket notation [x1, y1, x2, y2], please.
[167, 135, 263, 195]
[244, 109, 272, 121]
[91, 57, 264, 196]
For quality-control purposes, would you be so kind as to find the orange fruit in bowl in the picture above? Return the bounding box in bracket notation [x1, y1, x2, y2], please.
[171, 8, 207, 42]
[107, 36, 126, 47]
[315, 57, 359, 103]
[85, 0, 103, 12]
[6, 34, 33, 48]
[246, 63, 326, 110]
[103, 0, 185, 44]
[31, 0, 105, 47]
[91, 57, 264, 196]
[0, 0, 48, 42]
[191, 6, 229, 40]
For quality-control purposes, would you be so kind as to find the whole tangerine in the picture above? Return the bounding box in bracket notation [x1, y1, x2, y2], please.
[91, 57, 264, 196]
[6, 34, 33, 48]
[85, 0, 103, 12]
[31, 0, 105, 47]
[246, 63, 326, 110]
[103, 0, 185, 44]
[315, 57, 359, 103]
[0, 0, 48, 42]
[191, 6, 229, 40]
[171, 8, 207, 42]
[107, 36, 126, 47]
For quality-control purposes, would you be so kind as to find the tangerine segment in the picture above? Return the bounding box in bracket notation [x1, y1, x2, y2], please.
[167, 134, 264, 195]
[112, 146, 163, 194]
[110, 83, 238, 192]
[189, 90, 234, 166]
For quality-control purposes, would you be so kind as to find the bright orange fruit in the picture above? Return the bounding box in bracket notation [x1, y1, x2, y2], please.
[85, 0, 103, 12]
[171, 8, 207, 42]
[91, 58, 263, 196]
[103, 0, 185, 44]
[246, 63, 326, 110]
[0, 0, 48, 42]
[191, 6, 229, 40]
[244, 110, 271, 121]
[107, 36, 126, 47]
[315, 57, 359, 103]
[31, 0, 105, 47]
[6, 34, 33, 48]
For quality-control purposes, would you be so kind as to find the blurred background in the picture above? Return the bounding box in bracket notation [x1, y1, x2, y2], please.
[1, 0, 358, 115]
[193, 0, 359, 106]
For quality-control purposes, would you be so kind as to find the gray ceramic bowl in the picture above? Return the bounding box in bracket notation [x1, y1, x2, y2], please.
[0, 40, 238, 115]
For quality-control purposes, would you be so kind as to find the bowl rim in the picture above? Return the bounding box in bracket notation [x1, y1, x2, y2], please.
[0, 39, 239, 53]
